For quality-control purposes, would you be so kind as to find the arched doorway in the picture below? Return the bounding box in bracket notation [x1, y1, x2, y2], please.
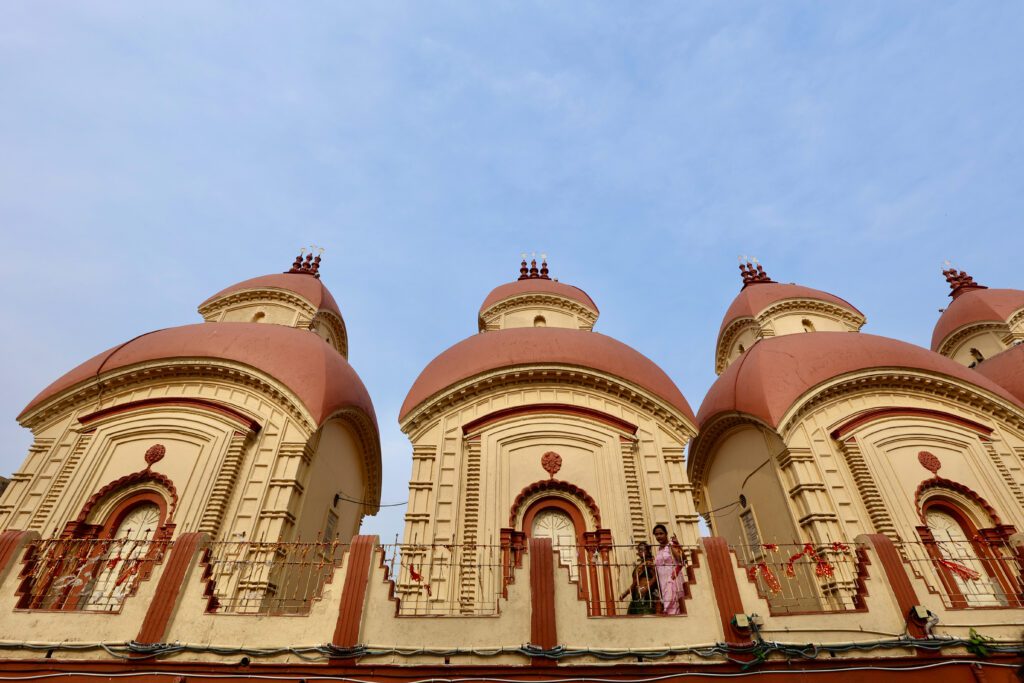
[82, 499, 163, 611]
[922, 501, 1012, 608]
[523, 499, 586, 582]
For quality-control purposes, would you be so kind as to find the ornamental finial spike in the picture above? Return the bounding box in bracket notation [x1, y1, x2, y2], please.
[738, 258, 774, 289]
[942, 266, 986, 299]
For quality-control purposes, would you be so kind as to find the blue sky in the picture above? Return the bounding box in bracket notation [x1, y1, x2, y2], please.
[1, 2, 1022, 539]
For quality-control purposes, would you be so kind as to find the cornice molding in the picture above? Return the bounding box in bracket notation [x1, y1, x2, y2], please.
[319, 407, 382, 516]
[688, 414, 773, 497]
[197, 288, 318, 321]
[400, 364, 696, 442]
[936, 321, 1010, 357]
[479, 293, 598, 330]
[714, 318, 759, 375]
[310, 310, 349, 357]
[778, 370, 1024, 437]
[19, 359, 320, 434]
[715, 299, 866, 375]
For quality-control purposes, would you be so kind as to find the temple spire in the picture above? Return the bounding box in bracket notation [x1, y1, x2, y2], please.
[286, 246, 323, 279]
[517, 253, 551, 280]
[942, 266, 986, 299]
[738, 258, 774, 289]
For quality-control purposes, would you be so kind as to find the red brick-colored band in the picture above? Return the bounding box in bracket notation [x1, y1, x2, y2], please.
[333, 535, 377, 650]
[529, 537, 557, 657]
[0, 530, 36, 581]
[80, 398, 261, 433]
[702, 536, 751, 644]
[136, 532, 208, 644]
[863, 534, 927, 639]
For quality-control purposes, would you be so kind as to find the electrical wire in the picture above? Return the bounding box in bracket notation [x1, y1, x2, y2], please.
[0, 660, 1019, 681]
[335, 493, 407, 508]
[0, 634, 1019, 665]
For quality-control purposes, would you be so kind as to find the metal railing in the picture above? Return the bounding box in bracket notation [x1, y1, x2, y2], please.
[731, 541, 867, 614]
[896, 538, 1024, 609]
[16, 537, 167, 612]
[379, 543, 522, 616]
[576, 543, 699, 616]
[201, 540, 348, 615]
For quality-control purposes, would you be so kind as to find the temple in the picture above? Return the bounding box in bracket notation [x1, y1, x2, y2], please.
[0, 254, 1023, 681]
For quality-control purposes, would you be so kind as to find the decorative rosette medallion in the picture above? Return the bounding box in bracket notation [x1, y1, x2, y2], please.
[918, 450, 941, 475]
[145, 444, 167, 469]
[541, 451, 562, 479]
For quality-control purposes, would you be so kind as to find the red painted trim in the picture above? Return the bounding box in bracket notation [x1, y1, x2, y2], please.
[463, 403, 638, 436]
[915, 477, 1002, 526]
[2, 654, 1021, 680]
[702, 537, 751, 644]
[99, 493, 168, 539]
[136, 532, 208, 645]
[510, 479, 602, 527]
[529, 537, 558, 655]
[73, 469, 179, 527]
[863, 534, 927, 639]
[79, 397, 261, 432]
[0, 531, 35, 580]
[830, 407, 992, 440]
[333, 535, 377, 652]
[521, 497, 591, 608]
[917, 500, 1022, 609]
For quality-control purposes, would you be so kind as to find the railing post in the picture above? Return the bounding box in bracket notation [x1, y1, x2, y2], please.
[701, 537, 751, 645]
[0, 530, 38, 585]
[857, 534, 927, 639]
[136, 532, 209, 645]
[332, 535, 378, 655]
[529, 536, 557, 664]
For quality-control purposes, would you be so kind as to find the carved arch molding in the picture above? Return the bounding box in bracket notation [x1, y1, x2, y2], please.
[62, 444, 178, 541]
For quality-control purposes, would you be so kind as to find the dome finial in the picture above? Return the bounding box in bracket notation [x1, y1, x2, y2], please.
[529, 253, 539, 279]
[539, 253, 550, 280]
[738, 257, 774, 289]
[518, 254, 529, 280]
[286, 246, 324, 279]
[942, 264, 985, 299]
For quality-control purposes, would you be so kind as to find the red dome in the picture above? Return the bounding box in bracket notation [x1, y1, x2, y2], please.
[201, 273, 343, 320]
[697, 332, 1022, 429]
[19, 323, 376, 429]
[479, 279, 599, 317]
[931, 288, 1024, 351]
[399, 327, 693, 423]
[718, 283, 863, 337]
[974, 343, 1024, 406]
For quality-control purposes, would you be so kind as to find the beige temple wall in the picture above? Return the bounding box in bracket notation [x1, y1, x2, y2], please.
[399, 375, 698, 610]
[701, 425, 798, 545]
[721, 325, 758, 372]
[696, 373, 1024, 552]
[780, 383, 1024, 543]
[943, 327, 1011, 366]
[497, 307, 579, 330]
[1, 532, 1024, 666]
[0, 361, 373, 546]
[479, 296, 597, 332]
[294, 419, 368, 542]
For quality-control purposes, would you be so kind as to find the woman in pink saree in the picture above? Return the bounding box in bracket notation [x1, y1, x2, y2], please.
[652, 524, 686, 615]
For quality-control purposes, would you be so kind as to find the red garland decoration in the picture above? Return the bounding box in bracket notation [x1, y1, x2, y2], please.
[408, 563, 432, 597]
[939, 558, 981, 581]
[784, 542, 846, 579]
[746, 562, 782, 593]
